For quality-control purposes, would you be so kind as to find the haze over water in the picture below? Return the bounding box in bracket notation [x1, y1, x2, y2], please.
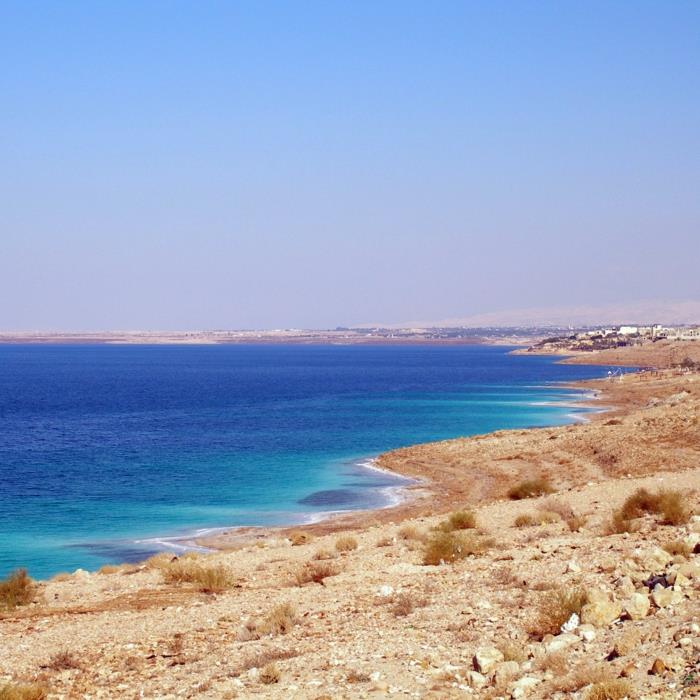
[0, 344, 621, 579]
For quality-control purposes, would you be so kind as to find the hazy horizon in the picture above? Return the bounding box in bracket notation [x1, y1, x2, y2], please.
[2, 2, 699, 330]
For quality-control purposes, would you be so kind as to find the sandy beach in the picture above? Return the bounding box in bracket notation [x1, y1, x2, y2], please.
[1, 342, 699, 699]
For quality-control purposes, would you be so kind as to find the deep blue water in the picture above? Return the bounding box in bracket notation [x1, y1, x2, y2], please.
[0, 344, 620, 579]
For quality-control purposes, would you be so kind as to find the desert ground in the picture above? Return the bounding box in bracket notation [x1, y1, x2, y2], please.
[1, 343, 700, 699]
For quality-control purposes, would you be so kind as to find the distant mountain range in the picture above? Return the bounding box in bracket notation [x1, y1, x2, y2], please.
[375, 300, 700, 329]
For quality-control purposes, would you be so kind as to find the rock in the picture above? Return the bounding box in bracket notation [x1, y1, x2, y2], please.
[473, 647, 505, 674]
[566, 560, 581, 573]
[494, 661, 520, 684]
[580, 595, 622, 627]
[652, 584, 682, 608]
[679, 561, 700, 579]
[511, 677, 540, 698]
[674, 572, 692, 588]
[623, 592, 650, 620]
[620, 662, 636, 677]
[378, 585, 394, 597]
[615, 576, 636, 598]
[637, 546, 673, 571]
[545, 633, 579, 653]
[560, 612, 579, 633]
[577, 624, 597, 642]
[73, 568, 89, 579]
[465, 671, 487, 689]
[649, 658, 667, 675]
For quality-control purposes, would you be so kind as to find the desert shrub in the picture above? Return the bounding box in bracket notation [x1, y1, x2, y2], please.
[616, 488, 690, 529]
[346, 669, 371, 683]
[566, 514, 587, 532]
[0, 684, 48, 700]
[0, 569, 36, 610]
[398, 524, 426, 541]
[162, 561, 234, 592]
[536, 511, 562, 525]
[375, 536, 394, 547]
[514, 514, 536, 528]
[293, 561, 339, 586]
[97, 564, 122, 575]
[507, 477, 554, 500]
[46, 650, 81, 670]
[584, 679, 633, 700]
[662, 539, 692, 557]
[144, 552, 175, 570]
[534, 651, 569, 675]
[335, 535, 358, 552]
[258, 603, 297, 636]
[312, 548, 336, 560]
[497, 640, 528, 663]
[422, 531, 493, 566]
[288, 530, 313, 546]
[550, 663, 612, 693]
[606, 509, 639, 535]
[540, 498, 574, 520]
[440, 510, 477, 531]
[232, 648, 299, 677]
[657, 490, 691, 525]
[389, 592, 429, 617]
[259, 662, 281, 684]
[528, 585, 588, 639]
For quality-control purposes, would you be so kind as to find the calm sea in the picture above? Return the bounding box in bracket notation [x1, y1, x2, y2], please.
[0, 344, 619, 579]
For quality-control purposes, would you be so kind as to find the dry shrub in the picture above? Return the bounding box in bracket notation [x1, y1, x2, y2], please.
[536, 511, 562, 525]
[514, 514, 536, 528]
[46, 650, 81, 670]
[535, 651, 568, 675]
[566, 514, 587, 532]
[606, 509, 639, 535]
[497, 640, 528, 663]
[663, 539, 692, 557]
[0, 684, 48, 700]
[0, 569, 36, 610]
[288, 530, 313, 546]
[98, 564, 122, 575]
[398, 524, 425, 541]
[312, 548, 336, 560]
[346, 669, 371, 683]
[492, 566, 521, 587]
[528, 586, 588, 639]
[376, 536, 394, 547]
[144, 552, 175, 570]
[440, 510, 477, 531]
[422, 531, 493, 566]
[257, 603, 297, 636]
[507, 477, 554, 500]
[259, 662, 280, 684]
[232, 648, 298, 677]
[335, 535, 358, 552]
[293, 561, 338, 586]
[541, 498, 574, 520]
[161, 561, 234, 592]
[620, 488, 690, 525]
[390, 592, 428, 617]
[549, 663, 612, 693]
[584, 679, 633, 700]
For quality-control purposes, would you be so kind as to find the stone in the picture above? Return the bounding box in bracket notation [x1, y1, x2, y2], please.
[511, 677, 540, 698]
[560, 612, 579, 633]
[378, 585, 394, 597]
[623, 592, 650, 620]
[650, 658, 666, 675]
[636, 546, 673, 571]
[674, 572, 692, 588]
[465, 671, 487, 689]
[678, 561, 700, 579]
[473, 647, 504, 674]
[566, 560, 581, 573]
[545, 633, 579, 654]
[652, 584, 682, 608]
[615, 576, 636, 597]
[581, 597, 622, 627]
[577, 624, 597, 642]
[494, 661, 520, 684]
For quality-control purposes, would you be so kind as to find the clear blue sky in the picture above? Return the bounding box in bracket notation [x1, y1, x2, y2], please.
[2, 1, 699, 329]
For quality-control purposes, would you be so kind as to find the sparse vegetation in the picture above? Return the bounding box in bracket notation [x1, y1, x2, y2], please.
[528, 585, 589, 639]
[663, 539, 692, 557]
[98, 564, 122, 575]
[232, 648, 299, 677]
[335, 535, 358, 552]
[439, 510, 477, 531]
[293, 561, 339, 586]
[0, 569, 36, 610]
[45, 650, 81, 670]
[312, 548, 336, 560]
[422, 531, 493, 565]
[288, 530, 313, 546]
[389, 591, 429, 617]
[398, 524, 426, 541]
[376, 536, 394, 547]
[507, 476, 554, 500]
[514, 514, 536, 528]
[609, 487, 691, 533]
[584, 679, 633, 700]
[0, 684, 48, 700]
[259, 662, 281, 684]
[346, 669, 371, 683]
[161, 560, 234, 592]
[258, 603, 297, 636]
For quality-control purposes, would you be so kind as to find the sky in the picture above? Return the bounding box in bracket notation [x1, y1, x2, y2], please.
[1, 1, 699, 330]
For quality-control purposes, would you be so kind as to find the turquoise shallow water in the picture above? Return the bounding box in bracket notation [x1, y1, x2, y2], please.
[0, 344, 621, 579]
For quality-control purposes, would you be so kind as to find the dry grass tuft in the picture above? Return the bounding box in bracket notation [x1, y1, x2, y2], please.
[507, 476, 554, 500]
[535, 651, 569, 675]
[440, 510, 477, 531]
[497, 640, 528, 663]
[257, 603, 297, 636]
[259, 662, 281, 684]
[335, 535, 358, 552]
[549, 663, 612, 693]
[422, 531, 493, 566]
[45, 650, 81, 670]
[566, 514, 588, 532]
[144, 552, 175, 570]
[527, 585, 588, 639]
[312, 548, 336, 561]
[288, 530, 313, 546]
[0, 684, 48, 700]
[584, 679, 633, 700]
[232, 648, 299, 677]
[541, 498, 574, 520]
[514, 514, 536, 528]
[293, 561, 339, 586]
[0, 569, 36, 610]
[663, 539, 692, 557]
[398, 524, 426, 542]
[346, 669, 371, 683]
[161, 561, 234, 592]
[620, 488, 690, 525]
[375, 536, 394, 547]
[606, 509, 639, 535]
[390, 592, 429, 617]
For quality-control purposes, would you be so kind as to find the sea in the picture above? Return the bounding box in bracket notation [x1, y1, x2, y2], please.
[0, 343, 622, 579]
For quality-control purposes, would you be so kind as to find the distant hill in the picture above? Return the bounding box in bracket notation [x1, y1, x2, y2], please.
[373, 300, 700, 329]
